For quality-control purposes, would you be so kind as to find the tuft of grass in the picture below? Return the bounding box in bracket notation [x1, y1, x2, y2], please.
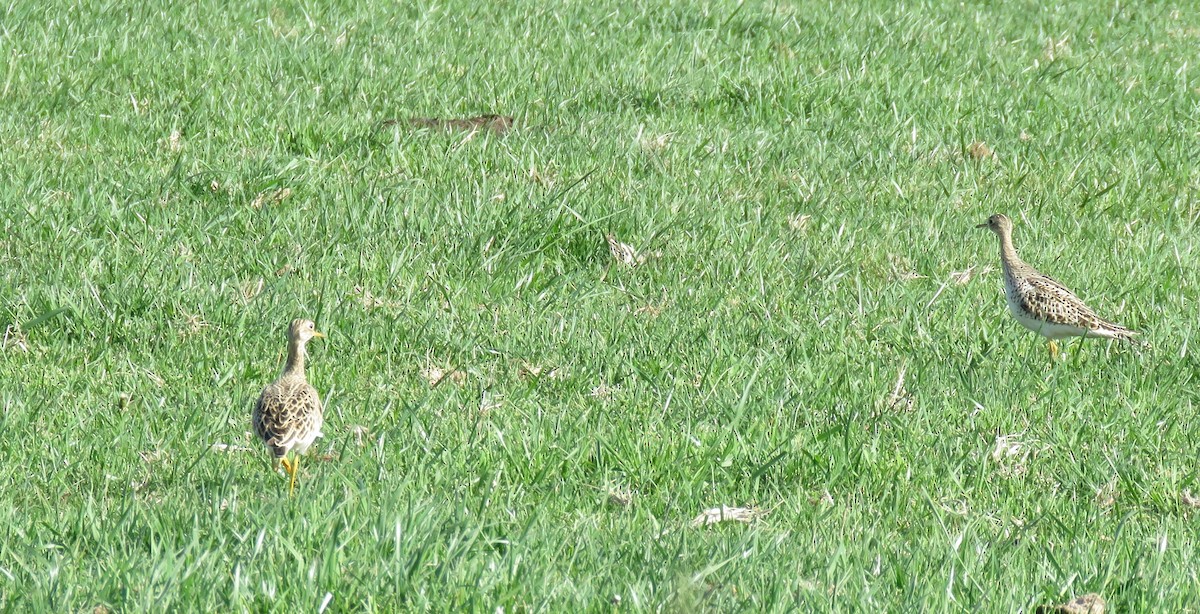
[1, 0, 1199, 610]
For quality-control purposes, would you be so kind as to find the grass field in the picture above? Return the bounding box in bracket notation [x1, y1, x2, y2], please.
[2, 0, 1199, 610]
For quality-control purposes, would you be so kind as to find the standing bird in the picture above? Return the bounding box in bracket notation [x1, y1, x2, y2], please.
[977, 213, 1139, 360]
[253, 319, 326, 495]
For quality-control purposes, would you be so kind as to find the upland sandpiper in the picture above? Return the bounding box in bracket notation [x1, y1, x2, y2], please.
[977, 213, 1138, 360]
[252, 318, 326, 495]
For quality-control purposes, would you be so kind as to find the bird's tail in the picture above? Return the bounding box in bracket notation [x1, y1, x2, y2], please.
[1098, 320, 1146, 348]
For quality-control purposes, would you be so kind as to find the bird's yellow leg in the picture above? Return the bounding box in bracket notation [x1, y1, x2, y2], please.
[279, 457, 293, 476]
[1048, 340, 1060, 362]
[288, 456, 299, 497]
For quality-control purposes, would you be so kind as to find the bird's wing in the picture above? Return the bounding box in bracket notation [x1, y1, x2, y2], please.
[253, 387, 289, 457]
[1021, 273, 1106, 329]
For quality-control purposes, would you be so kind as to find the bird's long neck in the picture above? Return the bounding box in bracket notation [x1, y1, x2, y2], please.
[282, 338, 306, 378]
[997, 228, 1025, 277]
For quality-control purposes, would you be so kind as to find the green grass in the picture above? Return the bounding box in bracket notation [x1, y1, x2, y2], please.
[1, 0, 1199, 610]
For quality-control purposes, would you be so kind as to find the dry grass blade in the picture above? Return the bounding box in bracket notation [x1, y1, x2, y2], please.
[210, 443, 253, 453]
[787, 213, 812, 231]
[606, 485, 633, 508]
[590, 383, 618, 400]
[950, 264, 992, 285]
[605, 233, 643, 267]
[2, 325, 29, 353]
[250, 187, 292, 210]
[419, 364, 466, 387]
[967, 141, 994, 161]
[1035, 593, 1105, 614]
[690, 505, 765, 527]
[884, 364, 914, 412]
[382, 114, 514, 134]
[348, 425, 370, 447]
[991, 432, 1034, 478]
[1094, 476, 1118, 509]
[518, 361, 564, 380]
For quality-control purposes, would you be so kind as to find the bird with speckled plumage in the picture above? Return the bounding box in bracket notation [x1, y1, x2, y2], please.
[978, 213, 1139, 360]
[252, 318, 326, 495]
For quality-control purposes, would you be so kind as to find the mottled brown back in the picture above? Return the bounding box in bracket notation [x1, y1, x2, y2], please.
[252, 374, 323, 458]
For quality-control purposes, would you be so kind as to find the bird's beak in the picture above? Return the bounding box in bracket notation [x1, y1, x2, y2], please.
[312, 330, 326, 339]
[975, 222, 989, 229]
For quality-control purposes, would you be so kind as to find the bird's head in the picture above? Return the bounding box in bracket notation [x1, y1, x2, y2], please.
[976, 213, 1013, 235]
[287, 319, 325, 345]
